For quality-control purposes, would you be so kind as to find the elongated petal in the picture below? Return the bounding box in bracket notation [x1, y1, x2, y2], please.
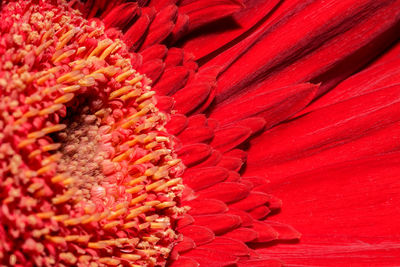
[247, 83, 400, 181]
[181, 0, 281, 59]
[264, 152, 400, 265]
[210, 83, 318, 128]
[207, 0, 400, 103]
[303, 54, 400, 113]
[179, 0, 243, 31]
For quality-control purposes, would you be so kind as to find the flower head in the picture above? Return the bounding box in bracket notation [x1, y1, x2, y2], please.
[1, 0, 400, 266]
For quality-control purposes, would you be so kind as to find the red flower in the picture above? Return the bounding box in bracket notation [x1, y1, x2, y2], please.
[1, 0, 400, 266]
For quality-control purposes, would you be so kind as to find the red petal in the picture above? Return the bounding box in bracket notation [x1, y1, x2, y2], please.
[166, 114, 188, 135]
[152, 4, 178, 25]
[172, 236, 196, 254]
[187, 114, 207, 128]
[148, 0, 178, 10]
[177, 143, 211, 167]
[138, 58, 165, 82]
[210, 83, 318, 128]
[102, 2, 138, 29]
[181, 248, 238, 267]
[141, 5, 177, 48]
[179, 0, 243, 31]
[247, 84, 400, 181]
[192, 214, 242, 235]
[123, 14, 150, 49]
[155, 95, 174, 112]
[177, 214, 195, 229]
[165, 47, 184, 67]
[173, 83, 211, 114]
[229, 192, 271, 211]
[171, 13, 190, 42]
[179, 225, 215, 246]
[222, 227, 258, 242]
[208, 0, 400, 103]
[200, 237, 250, 256]
[169, 257, 199, 267]
[265, 152, 400, 265]
[181, 0, 280, 60]
[183, 167, 228, 191]
[264, 221, 301, 240]
[178, 126, 214, 144]
[186, 199, 228, 215]
[210, 126, 251, 152]
[237, 258, 282, 267]
[140, 44, 168, 63]
[217, 156, 243, 171]
[226, 208, 253, 227]
[197, 182, 250, 203]
[303, 55, 400, 114]
[241, 176, 270, 188]
[141, 21, 175, 49]
[248, 205, 270, 220]
[251, 221, 279, 242]
[223, 149, 247, 161]
[153, 66, 190, 95]
[193, 149, 222, 168]
[225, 170, 240, 182]
[233, 117, 266, 135]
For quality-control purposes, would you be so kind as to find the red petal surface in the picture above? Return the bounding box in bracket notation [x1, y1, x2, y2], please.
[180, 0, 243, 31]
[173, 83, 211, 114]
[186, 199, 228, 215]
[201, 237, 250, 256]
[102, 2, 138, 29]
[251, 221, 279, 242]
[229, 191, 271, 211]
[181, 0, 280, 59]
[210, 83, 318, 129]
[197, 182, 250, 203]
[169, 257, 200, 267]
[247, 83, 400, 181]
[183, 167, 228, 191]
[193, 149, 222, 168]
[153, 66, 190, 95]
[192, 214, 242, 235]
[222, 227, 258, 242]
[216, 156, 243, 171]
[181, 248, 238, 267]
[303, 54, 400, 114]
[264, 152, 400, 265]
[226, 208, 253, 227]
[210, 126, 252, 152]
[207, 0, 400, 103]
[237, 258, 282, 267]
[138, 58, 165, 82]
[140, 44, 168, 62]
[123, 14, 151, 49]
[233, 117, 266, 135]
[166, 114, 188, 135]
[248, 205, 270, 219]
[178, 126, 214, 144]
[173, 236, 196, 254]
[179, 225, 215, 246]
[177, 143, 211, 167]
[165, 47, 185, 67]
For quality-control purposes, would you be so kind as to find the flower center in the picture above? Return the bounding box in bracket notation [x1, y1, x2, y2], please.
[0, 1, 185, 266]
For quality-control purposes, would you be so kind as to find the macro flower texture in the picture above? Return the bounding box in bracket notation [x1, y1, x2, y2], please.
[1, 0, 400, 266]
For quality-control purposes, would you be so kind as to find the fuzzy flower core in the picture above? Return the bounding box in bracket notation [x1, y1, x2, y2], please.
[0, 1, 186, 266]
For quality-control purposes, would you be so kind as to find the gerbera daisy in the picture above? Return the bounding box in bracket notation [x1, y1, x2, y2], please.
[0, 0, 399, 266]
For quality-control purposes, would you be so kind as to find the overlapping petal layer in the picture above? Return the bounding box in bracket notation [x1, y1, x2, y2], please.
[246, 41, 400, 265]
[2, 0, 400, 266]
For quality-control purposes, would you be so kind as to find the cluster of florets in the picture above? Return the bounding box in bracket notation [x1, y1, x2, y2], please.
[0, 0, 185, 266]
